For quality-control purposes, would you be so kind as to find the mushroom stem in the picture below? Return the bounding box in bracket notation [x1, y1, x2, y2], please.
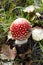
[15, 39, 28, 45]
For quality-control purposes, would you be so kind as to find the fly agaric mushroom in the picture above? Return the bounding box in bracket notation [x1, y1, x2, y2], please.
[32, 27, 43, 41]
[10, 18, 32, 44]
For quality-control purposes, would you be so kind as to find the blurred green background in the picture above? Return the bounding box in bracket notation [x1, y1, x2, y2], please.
[0, 0, 43, 65]
[0, 0, 43, 58]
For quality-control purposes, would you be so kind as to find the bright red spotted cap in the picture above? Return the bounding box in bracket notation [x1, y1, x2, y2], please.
[10, 18, 32, 40]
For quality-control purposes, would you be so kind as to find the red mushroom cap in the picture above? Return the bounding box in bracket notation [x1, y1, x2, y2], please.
[10, 18, 32, 40]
